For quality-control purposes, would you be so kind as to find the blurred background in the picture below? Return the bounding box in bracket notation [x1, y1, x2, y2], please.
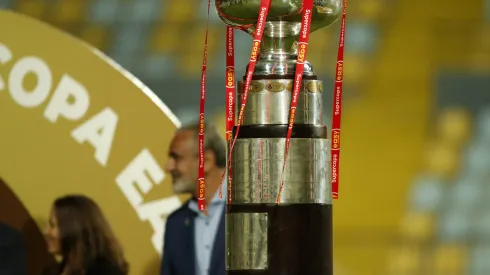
[1, 0, 490, 274]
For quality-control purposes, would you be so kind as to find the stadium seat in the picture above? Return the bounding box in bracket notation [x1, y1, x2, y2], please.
[462, 141, 490, 179]
[182, 25, 219, 55]
[16, 0, 45, 20]
[80, 24, 110, 51]
[52, 0, 87, 26]
[430, 244, 467, 275]
[424, 141, 460, 179]
[175, 25, 219, 76]
[87, 0, 120, 26]
[126, 0, 161, 23]
[408, 175, 445, 212]
[469, 244, 490, 275]
[436, 108, 472, 147]
[439, 210, 472, 242]
[149, 24, 182, 54]
[111, 24, 147, 56]
[474, 211, 490, 241]
[161, 1, 196, 23]
[140, 54, 175, 80]
[399, 212, 435, 243]
[179, 51, 204, 78]
[386, 246, 422, 274]
[0, 0, 13, 9]
[343, 53, 365, 85]
[451, 176, 484, 212]
[358, 0, 383, 21]
[476, 107, 490, 140]
[346, 22, 378, 54]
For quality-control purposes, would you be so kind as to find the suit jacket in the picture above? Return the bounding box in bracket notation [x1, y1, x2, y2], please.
[160, 200, 225, 275]
[0, 223, 27, 275]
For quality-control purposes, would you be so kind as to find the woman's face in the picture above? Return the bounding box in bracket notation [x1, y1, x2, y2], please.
[45, 208, 61, 254]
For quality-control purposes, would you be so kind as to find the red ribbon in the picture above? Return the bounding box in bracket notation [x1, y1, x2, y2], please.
[331, 0, 348, 199]
[221, 0, 272, 206]
[276, 0, 314, 203]
[197, 0, 211, 211]
[221, 25, 236, 199]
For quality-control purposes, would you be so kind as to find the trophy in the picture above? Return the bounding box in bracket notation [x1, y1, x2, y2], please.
[216, 0, 342, 275]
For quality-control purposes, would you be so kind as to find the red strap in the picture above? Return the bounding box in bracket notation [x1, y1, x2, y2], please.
[331, 0, 347, 199]
[197, 0, 212, 211]
[276, 0, 314, 203]
[221, 0, 272, 206]
[220, 25, 236, 199]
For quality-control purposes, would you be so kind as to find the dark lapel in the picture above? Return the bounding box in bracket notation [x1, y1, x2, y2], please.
[209, 207, 225, 275]
[183, 205, 196, 275]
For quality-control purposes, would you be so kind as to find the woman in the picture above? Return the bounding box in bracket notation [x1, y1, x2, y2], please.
[43, 194, 129, 275]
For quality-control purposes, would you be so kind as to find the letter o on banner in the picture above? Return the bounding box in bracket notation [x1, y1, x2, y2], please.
[9, 57, 52, 108]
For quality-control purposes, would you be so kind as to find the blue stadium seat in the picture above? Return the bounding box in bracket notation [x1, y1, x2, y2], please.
[409, 175, 446, 213]
[439, 210, 472, 242]
[476, 107, 490, 140]
[0, 0, 13, 9]
[345, 21, 378, 54]
[126, 0, 162, 23]
[469, 245, 490, 275]
[139, 54, 175, 80]
[87, 0, 120, 26]
[463, 141, 490, 178]
[110, 23, 148, 57]
[474, 211, 490, 240]
[451, 179, 482, 212]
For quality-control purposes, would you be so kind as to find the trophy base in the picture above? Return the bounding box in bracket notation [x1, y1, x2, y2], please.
[226, 204, 333, 275]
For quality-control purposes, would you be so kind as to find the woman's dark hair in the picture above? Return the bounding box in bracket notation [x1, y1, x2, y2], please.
[53, 194, 128, 274]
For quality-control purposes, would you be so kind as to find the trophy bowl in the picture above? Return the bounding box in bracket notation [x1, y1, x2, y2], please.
[215, 0, 343, 77]
[215, 0, 342, 36]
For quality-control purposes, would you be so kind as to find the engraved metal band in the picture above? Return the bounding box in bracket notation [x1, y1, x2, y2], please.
[237, 79, 324, 125]
[231, 138, 331, 204]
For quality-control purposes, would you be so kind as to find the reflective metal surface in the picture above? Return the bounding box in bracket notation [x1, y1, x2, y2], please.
[215, 0, 343, 76]
[231, 138, 331, 204]
[238, 79, 324, 125]
[226, 213, 269, 270]
[252, 48, 316, 76]
[215, 1, 342, 35]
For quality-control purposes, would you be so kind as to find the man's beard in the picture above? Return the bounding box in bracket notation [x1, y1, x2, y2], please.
[172, 177, 195, 194]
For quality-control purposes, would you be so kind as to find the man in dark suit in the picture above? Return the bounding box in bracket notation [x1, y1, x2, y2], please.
[0, 222, 27, 275]
[161, 122, 227, 275]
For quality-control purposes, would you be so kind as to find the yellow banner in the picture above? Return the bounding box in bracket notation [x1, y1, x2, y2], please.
[0, 10, 182, 274]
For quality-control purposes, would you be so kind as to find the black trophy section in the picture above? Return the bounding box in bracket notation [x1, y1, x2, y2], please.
[227, 124, 333, 275]
[227, 204, 333, 275]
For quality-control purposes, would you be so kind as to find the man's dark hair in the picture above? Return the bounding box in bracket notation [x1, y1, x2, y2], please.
[177, 122, 227, 168]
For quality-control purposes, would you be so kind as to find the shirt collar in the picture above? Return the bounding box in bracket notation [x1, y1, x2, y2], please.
[188, 178, 227, 214]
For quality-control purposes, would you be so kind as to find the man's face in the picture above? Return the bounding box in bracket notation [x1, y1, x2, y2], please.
[165, 130, 198, 194]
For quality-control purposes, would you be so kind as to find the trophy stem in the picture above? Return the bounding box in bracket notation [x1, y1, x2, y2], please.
[260, 21, 301, 54]
[248, 22, 315, 77]
[260, 36, 297, 54]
